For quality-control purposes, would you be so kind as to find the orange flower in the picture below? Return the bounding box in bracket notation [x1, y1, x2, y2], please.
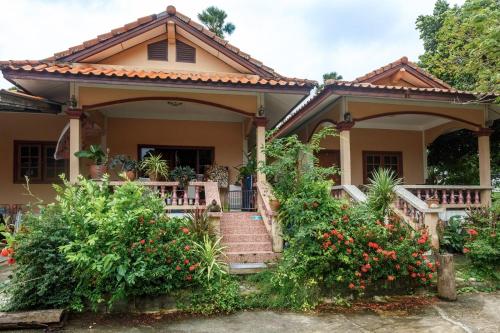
[140, 239, 146, 245]
[387, 275, 395, 281]
[7, 257, 15, 265]
[182, 227, 190, 235]
[184, 259, 190, 265]
[348, 283, 355, 289]
[1, 248, 9, 257]
[467, 229, 478, 236]
[175, 265, 181, 271]
[463, 247, 470, 254]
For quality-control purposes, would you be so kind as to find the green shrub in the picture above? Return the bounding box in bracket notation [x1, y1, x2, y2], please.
[5, 205, 77, 311]
[441, 216, 468, 253]
[185, 277, 241, 315]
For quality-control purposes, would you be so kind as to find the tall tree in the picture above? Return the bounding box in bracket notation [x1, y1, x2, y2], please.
[416, 0, 500, 185]
[317, 71, 343, 92]
[198, 6, 236, 38]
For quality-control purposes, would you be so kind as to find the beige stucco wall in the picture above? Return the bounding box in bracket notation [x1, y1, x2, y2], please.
[0, 113, 68, 205]
[105, 117, 244, 183]
[318, 128, 424, 185]
[99, 34, 241, 74]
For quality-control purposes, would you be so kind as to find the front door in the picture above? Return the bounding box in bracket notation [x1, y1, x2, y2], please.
[317, 150, 341, 185]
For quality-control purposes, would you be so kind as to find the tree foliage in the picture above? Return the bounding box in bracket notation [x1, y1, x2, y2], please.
[198, 6, 235, 38]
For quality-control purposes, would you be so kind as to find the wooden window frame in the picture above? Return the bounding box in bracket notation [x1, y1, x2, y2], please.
[362, 151, 403, 184]
[137, 144, 215, 175]
[176, 40, 196, 63]
[13, 141, 68, 184]
[147, 40, 168, 61]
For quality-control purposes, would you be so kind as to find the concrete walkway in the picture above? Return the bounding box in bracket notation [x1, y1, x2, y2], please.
[9, 292, 499, 333]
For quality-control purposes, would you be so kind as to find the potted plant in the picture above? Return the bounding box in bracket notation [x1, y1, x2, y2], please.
[171, 166, 196, 189]
[110, 155, 138, 181]
[74, 145, 108, 180]
[139, 154, 169, 181]
[165, 192, 173, 206]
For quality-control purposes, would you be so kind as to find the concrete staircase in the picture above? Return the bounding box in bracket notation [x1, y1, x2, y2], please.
[221, 212, 279, 268]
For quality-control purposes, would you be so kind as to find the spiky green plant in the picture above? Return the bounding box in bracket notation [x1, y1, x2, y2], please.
[192, 235, 227, 282]
[187, 209, 215, 240]
[139, 154, 169, 180]
[366, 168, 402, 217]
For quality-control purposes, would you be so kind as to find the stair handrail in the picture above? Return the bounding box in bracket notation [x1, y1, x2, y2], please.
[256, 180, 283, 253]
[332, 185, 367, 203]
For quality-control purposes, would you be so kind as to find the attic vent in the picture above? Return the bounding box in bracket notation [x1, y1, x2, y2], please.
[147, 40, 167, 61]
[176, 40, 196, 63]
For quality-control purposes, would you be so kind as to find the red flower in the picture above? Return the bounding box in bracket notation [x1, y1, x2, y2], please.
[1, 248, 9, 257]
[373, 257, 379, 262]
[416, 260, 422, 266]
[411, 272, 417, 278]
[412, 252, 418, 258]
[330, 244, 337, 251]
[428, 273, 433, 279]
[348, 283, 355, 289]
[175, 265, 181, 271]
[186, 275, 192, 281]
[387, 275, 395, 281]
[140, 239, 146, 245]
[184, 259, 190, 265]
[342, 215, 350, 222]
[346, 248, 352, 254]
[189, 265, 196, 271]
[368, 242, 379, 250]
[149, 239, 154, 244]
[182, 227, 190, 235]
[7, 257, 15, 265]
[427, 262, 433, 269]
[355, 271, 362, 277]
[395, 264, 400, 270]
[185, 245, 190, 251]
[323, 233, 330, 239]
[360, 285, 366, 290]
[421, 277, 427, 282]
[467, 229, 478, 236]
[463, 247, 470, 254]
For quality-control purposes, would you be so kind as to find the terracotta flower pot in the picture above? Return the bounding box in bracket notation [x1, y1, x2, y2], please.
[148, 172, 159, 182]
[124, 171, 136, 181]
[270, 199, 280, 211]
[89, 164, 107, 180]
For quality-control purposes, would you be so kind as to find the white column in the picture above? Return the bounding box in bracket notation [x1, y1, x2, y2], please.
[477, 130, 492, 206]
[255, 117, 267, 183]
[338, 125, 353, 185]
[422, 131, 428, 182]
[67, 109, 82, 183]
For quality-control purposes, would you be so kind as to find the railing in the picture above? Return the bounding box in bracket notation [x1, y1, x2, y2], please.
[108, 181, 221, 212]
[393, 186, 443, 248]
[331, 185, 367, 203]
[256, 180, 283, 252]
[403, 185, 491, 208]
[227, 190, 257, 212]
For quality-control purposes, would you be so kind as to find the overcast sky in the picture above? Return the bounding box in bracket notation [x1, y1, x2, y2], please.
[0, 0, 465, 89]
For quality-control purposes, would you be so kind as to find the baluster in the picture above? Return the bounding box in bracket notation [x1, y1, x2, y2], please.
[417, 190, 422, 200]
[433, 189, 438, 199]
[450, 190, 456, 204]
[160, 186, 165, 200]
[183, 188, 188, 205]
[458, 189, 464, 204]
[474, 190, 480, 204]
[396, 198, 401, 209]
[172, 185, 178, 205]
[403, 202, 408, 216]
[466, 190, 472, 205]
[425, 189, 430, 200]
[441, 189, 448, 205]
[195, 185, 200, 206]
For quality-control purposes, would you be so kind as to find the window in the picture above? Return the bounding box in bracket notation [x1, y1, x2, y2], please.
[363, 151, 403, 183]
[14, 141, 68, 183]
[138, 145, 214, 176]
[147, 40, 168, 61]
[176, 40, 196, 63]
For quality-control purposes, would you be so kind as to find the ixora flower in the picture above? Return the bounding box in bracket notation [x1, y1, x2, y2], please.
[387, 275, 396, 281]
[140, 239, 146, 245]
[184, 259, 190, 265]
[175, 265, 181, 271]
[1, 248, 9, 257]
[463, 247, 470, 254]
[348, 283, 355, 289]
[467, 229, 478, 236]
[184, 245, 191, 251]
[181, 227, 190, 235]
[7, 257, 15, 265]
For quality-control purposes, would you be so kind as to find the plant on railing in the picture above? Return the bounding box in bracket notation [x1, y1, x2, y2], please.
[171, 166, 196, 189]
[109, 155, 139, 181]
[74, 144, 109, 180]
[366, 168, 402, 218]
[139, 154, 169, 181]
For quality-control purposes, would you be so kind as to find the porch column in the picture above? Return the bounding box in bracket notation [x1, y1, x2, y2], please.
[476, 128, 493, 206]
[67, 108, 82, 183]
[337, 122, 354, 185]
[255, 117, 267, 183]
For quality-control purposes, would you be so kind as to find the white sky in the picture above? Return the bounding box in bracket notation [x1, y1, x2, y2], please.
[0, 0, 465, 89]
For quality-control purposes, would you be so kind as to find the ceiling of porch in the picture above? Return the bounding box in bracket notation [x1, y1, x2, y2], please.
[354, 114, 450, 131]
[97, 100, 247, 122]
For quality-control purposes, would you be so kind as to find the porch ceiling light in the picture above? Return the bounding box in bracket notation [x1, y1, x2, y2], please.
[167, 101, 183, 107]
[343, 111, 352, 122]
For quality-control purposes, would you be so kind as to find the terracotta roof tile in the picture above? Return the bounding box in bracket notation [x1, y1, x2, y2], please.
[0, 62, 315, 88]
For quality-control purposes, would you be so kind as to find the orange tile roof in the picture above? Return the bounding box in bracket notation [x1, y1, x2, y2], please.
[0, 62, 315, 87]
[48, 5, 280, 78]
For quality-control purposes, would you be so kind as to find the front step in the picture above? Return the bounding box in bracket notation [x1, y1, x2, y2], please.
[226, 250, 280, 264]
[223, 241, 272, 252]
[229, 262, 268, 275]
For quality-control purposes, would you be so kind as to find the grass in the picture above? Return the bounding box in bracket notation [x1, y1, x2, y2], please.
[453, 254, 500, 294]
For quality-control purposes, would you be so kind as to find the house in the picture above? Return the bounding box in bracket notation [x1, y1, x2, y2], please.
[0, 5, 496, 258]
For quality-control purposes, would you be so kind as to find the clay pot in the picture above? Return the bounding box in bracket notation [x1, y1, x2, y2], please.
[124, 171, 136, 181]
[270, 199, 280, 211]
[89, 165, 107, 180]
[148, 172, 159, 182]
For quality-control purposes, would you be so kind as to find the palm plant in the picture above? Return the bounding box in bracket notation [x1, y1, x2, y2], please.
[192, 235, 227, 282]
[366, 168, 402, 217]
[139, 154, 169, 181]
[198, 6, 235, 38]
[187, 209, 215, 239]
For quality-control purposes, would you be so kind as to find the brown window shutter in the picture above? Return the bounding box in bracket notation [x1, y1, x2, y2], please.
[147, 40, 167, 61]
[176, 40, 196, 63]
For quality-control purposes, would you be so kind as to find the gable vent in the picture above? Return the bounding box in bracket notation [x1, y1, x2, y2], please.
[176, 40, 196, 63]
[147, 40, 167, 61]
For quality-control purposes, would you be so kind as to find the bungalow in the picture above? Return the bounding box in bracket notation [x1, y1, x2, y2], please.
[0, 5, 497, 260]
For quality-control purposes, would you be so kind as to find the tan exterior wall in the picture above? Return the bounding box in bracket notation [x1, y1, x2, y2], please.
[0, 113, 68, 205]
[99, 34, 241, 74]
[317, 128, 424, 185]
[79, 87, 258, 115]
[105, 117, 243, 183]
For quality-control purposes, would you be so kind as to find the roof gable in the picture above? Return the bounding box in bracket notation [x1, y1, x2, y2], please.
[353, 56, 452, 89]
[51, 5, 278, 78]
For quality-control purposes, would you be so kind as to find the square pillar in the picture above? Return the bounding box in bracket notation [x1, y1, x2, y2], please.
[476, 128, 493, 206]
[67, 109, 82, 183]
[254, 117, 267, 183]
[337, 121, 354, 185]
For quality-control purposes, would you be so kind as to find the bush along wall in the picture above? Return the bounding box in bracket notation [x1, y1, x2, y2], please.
[3, 177, 240, 313]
